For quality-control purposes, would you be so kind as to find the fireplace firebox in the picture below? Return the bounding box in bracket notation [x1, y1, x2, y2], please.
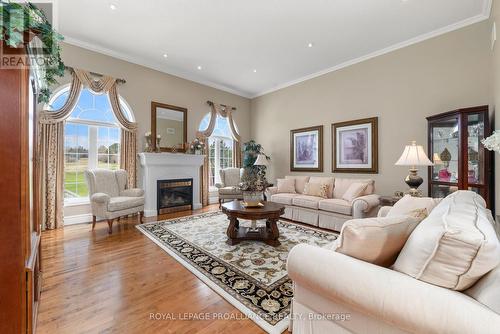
[157, 178, 193, 214]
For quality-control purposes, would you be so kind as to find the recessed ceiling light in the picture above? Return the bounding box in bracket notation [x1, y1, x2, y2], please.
[109, 4, 117, 10]
[307, 42, 314, 48]
[163, 53, 168, 58]
[197, 65, 202, 70]
[253, 69, 257, 73]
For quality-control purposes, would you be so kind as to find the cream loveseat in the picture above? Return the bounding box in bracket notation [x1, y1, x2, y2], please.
[265, 176, 380, 231]
[288, 191, 500, 334]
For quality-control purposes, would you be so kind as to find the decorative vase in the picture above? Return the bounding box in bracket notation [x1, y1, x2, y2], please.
[155, 138, 161, 153]
[438, 168, 451, 181]
[242, 191, 263, 207]
[145, 136, 154, 152]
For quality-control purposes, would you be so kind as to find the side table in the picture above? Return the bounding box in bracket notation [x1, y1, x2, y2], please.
[379, 196, 402, 206]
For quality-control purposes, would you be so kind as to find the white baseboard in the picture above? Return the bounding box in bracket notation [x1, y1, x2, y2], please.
[64, 213, 93, 225]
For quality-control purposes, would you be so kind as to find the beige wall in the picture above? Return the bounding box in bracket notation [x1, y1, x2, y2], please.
[250, 21, 493, 197]
[60, 43, 251, 219]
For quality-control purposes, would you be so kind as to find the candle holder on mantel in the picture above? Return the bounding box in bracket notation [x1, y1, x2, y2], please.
[155, 136, 161, 153]
[144, 132, 154, 152]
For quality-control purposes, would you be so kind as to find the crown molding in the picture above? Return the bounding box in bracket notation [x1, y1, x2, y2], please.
[62, 36, 253, 99]
[251, 7, 492, 98]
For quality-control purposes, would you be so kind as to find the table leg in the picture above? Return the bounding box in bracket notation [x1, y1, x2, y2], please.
[266, 218, 280, 246]
[226, 216, 239, 245]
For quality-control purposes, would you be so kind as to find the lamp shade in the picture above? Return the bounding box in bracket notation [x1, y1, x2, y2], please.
[395, 141, 433, 166]
[253, 154, 268, 166]
[433, 153, 443, 165]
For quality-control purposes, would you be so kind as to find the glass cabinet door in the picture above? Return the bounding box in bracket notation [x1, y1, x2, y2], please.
[466, 112, 488, 199]
[429, 114, 460, 197]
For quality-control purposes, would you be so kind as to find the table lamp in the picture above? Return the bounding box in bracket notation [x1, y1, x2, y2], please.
[395, 141, 433, 197]
[253, 154, 268, 167]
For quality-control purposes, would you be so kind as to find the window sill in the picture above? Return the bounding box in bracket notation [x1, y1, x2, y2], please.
[64, 198, 90, 207]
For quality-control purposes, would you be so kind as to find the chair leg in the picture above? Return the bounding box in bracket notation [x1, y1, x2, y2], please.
[139, 211, 144, 224]
[219, 198, 222, 209]
[107, 219, 114, 234]
[92, 216, 96, 230]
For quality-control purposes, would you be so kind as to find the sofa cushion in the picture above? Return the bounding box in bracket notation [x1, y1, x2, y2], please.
[270, 193, 298, 205]
[318, 198, 352, 216]
[285, 176, 310, 194]
[218, 186, 242, 195]
[303, 182, 328, 198]
[393, 191, 500, 291]
[309, 176, 335, 198]
[334, 215, 420, 267]
[277, 178, 296, 193]
[292, 195, 322, 209]
[108, 196, 144, 212]
[387, 194, 440, 219]
[342, 182, 368, 202]
[465, 266, 500, 315]
[333, 178, 374, 199]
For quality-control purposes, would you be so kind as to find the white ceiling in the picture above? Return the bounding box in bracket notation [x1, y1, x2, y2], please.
[58, 0, 491, 98]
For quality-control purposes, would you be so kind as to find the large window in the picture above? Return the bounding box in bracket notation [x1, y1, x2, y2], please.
[199, 114, 235, 188]
[48, 87, 133, 203]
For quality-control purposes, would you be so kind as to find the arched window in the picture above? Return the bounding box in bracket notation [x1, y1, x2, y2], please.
[48, 86, 134, 202]
[198, 113, 236, 188]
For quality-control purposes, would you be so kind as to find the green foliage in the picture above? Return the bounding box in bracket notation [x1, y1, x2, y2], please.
[1, 1, 65, 103]
[239, 140, 270, 192]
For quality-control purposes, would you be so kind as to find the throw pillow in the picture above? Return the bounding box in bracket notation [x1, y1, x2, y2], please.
[277, 178, 296, 194]
[387, 194, 440, 219]
[303, 182, 329, 198]
[334, 215, 420, 267]
[393, 191, 500, 291]
[341, 182, 368, 202]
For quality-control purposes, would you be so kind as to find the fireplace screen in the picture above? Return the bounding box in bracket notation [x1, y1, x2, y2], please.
[157, 178, 193, 214]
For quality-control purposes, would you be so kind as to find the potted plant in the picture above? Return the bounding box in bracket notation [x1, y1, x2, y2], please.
[1, 1, 65, 103]
[239, 140, 270, 206]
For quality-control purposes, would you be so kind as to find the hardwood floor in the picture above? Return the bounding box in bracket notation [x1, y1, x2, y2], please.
[36, 205, 266, 334]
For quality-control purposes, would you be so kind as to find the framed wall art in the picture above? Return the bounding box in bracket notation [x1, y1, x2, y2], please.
[332, 117, 378, 173]
[290, 125, 323, 172]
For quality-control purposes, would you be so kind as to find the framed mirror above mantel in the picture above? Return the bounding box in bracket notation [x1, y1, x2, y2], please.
[151, 101, 188, 152]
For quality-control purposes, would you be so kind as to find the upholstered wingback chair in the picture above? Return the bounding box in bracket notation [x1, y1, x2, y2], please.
[215, 167, 244, 207]
[84, 169, 145, 234]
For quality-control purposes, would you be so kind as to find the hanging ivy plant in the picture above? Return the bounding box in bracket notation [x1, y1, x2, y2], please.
[0, 1, 65, 103]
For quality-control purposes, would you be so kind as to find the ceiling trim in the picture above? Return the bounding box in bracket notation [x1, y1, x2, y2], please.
[252, 3, 492, 98]
[62, 36, 253, 99]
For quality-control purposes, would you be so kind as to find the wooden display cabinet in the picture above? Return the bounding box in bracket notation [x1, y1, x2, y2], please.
[427, 106, 493, 208]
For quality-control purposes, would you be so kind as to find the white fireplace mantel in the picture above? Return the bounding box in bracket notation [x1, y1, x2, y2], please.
[138, 152, 205, 217]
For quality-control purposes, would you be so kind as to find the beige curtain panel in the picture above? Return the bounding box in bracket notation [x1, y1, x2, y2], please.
[38, 69, 137, 230]
[197, 101, 242, 206]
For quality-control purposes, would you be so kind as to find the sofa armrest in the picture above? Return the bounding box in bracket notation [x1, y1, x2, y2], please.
[352, 194, 380, 218]
[90, 192, 110, 204]
[377, 206, 392, 217]
[265, 186, 278, 198]
[288, 244, 500, 334]
[120, 188, 144, 197]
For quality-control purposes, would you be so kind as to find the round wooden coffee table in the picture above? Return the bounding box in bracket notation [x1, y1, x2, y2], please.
[221, 201, 285, 247]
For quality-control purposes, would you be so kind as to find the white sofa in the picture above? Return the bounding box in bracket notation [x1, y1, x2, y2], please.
[265, 176, 380, 231]
[287, 191, 500, 334]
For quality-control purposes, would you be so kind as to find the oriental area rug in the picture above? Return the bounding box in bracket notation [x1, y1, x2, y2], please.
[136, 211, 338, 334]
